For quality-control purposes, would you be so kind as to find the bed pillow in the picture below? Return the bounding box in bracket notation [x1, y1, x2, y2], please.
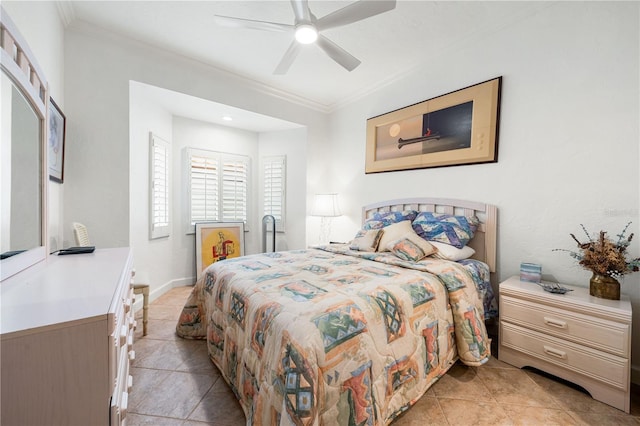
[377, 220, 415, 252]
[412, 212, 480, 249]
[387, 232, 436, 262]
[349, 229, 384, 252]
[430, 241, 476, 261]
[363, 210, 418, 230]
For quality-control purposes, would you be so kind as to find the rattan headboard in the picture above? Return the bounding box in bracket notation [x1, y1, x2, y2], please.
[362, 198, 497, 272]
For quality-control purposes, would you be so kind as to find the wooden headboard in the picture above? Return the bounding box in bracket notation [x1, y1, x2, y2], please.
[362, 198, 497, 273]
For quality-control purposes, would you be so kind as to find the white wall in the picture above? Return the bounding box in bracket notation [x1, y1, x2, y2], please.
[314, 1, 640, 374]
[129, 85, 309, 294]
[259, 127, 308, 251]
[63, 22, 326, 252]
[129, 82, 175, 291]
[3, 1, 66, 251]
[64, 25, 322, 296]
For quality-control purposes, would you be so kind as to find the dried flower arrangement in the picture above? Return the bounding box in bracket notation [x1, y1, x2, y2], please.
[556, 223, 640, 280]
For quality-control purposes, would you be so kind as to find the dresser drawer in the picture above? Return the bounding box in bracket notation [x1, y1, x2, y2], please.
[501, 322, 628, 390]
[501, 294, 629, 357]
[110, 342, 132, 426]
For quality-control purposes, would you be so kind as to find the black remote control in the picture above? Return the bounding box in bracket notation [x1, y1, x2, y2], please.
[58, 246, 96, 255]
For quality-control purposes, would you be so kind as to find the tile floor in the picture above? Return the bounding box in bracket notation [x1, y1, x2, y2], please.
[129, 286, 640, 425]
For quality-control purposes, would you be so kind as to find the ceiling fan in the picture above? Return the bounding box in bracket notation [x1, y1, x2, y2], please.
[214, 0, 397, 74]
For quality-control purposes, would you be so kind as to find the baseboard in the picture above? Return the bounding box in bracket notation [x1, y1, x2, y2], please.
[132, 276, 195, 312]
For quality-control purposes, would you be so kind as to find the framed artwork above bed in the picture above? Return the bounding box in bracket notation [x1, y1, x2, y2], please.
[195, 222, 245, 280]
[365, 77, 502, 173]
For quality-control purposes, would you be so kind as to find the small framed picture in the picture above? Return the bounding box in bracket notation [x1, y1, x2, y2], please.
[195, 222, 245, 280]
[48, 97, 66, 183]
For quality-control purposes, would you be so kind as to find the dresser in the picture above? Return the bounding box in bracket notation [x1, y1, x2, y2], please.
[499, 275, 632, 412]
[1, 248, 136, 425]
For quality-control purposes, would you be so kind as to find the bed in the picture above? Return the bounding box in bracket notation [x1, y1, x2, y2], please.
[177, 198, 498, 425]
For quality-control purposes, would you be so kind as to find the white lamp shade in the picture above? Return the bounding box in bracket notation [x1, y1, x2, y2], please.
[311, 193, 342, 217]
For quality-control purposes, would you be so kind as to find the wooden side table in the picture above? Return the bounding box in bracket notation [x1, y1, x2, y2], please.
[499, 276, 632, 412]
[132, 284, 149, 336]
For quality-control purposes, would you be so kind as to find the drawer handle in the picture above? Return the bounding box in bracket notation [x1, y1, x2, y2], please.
[543, 345, 567, 359]
[128, 374, 133, 392]
[543, 317, 567, 329]
[129, 350, 136, 361]
[119, 325, 128, 346]
[120, 391, 128, 419]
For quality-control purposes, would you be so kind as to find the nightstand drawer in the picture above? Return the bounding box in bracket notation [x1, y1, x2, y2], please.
[501, 295, 629, 357]
[501, 322, 628, 390]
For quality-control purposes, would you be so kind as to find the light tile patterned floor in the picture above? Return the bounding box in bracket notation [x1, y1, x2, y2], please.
[129, 286, 640, 425]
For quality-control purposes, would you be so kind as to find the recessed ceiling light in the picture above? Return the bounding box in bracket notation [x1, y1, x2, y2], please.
[222, 116, 233, 121]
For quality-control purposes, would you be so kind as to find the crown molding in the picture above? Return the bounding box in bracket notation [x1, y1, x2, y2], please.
[67, 19, 331, 114]
[55, 1, 76, 28]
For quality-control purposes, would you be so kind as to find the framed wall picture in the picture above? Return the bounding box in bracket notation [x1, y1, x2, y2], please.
[195, 222, 245, 280]
[365, 77, 502, 173]
[48, 97, 66, 183]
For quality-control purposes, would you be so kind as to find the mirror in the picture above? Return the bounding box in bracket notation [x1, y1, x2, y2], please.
[1, 72, 42, 256]
[1, 7, 48, 281]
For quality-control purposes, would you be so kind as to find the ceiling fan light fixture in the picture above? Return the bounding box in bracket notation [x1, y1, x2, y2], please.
[217, 0, 397, 73]
[295, 24, 318, 44]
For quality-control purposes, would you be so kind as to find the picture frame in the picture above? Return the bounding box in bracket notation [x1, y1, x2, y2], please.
[48, 97, 66, 183]
[195, 222, 245, 280]
[365, 77, 502, 173]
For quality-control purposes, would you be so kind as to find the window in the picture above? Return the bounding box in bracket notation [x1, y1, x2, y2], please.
[189, 153, 218, 223]
[149, 133, 170, 239]
[186, 148, 250, 231]
[261, 155, 286, 232]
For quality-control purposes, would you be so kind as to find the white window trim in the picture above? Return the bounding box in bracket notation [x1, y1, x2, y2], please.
[261, 155, 286, 233]
[149, 133, 170, 239]
[184, 147, 250, 234]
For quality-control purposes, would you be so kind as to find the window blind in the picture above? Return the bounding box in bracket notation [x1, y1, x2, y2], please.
[190, 154, 219, 222]
[150, 133, 170, 239]
[186, 148, 250, 230]
[221, 158, 248, 223]
[262, 155, 286, 232]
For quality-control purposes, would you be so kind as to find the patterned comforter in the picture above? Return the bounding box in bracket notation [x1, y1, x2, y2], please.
[176, 245, 493, 425]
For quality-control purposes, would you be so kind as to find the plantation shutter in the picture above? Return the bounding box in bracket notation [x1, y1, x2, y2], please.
[186, 148, 250, 231]
[150, 134, 170, 239]
[221, 156, 249, 223]
[190, 152, 219, 223]
[262, 156, 286, 232]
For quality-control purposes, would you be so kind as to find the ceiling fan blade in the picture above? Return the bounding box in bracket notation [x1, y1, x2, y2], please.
[316, 35, 361, 71]
[274, 41, 302, 74]
[290, 0, 311, 23]
[214, 15, 292, 32]
[316, 0, 396, 31]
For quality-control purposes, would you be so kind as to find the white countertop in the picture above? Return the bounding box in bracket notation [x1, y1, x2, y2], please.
[1, 247, 132, 336]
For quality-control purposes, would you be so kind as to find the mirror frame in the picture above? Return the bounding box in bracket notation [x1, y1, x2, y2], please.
[1, 6, 49, 281]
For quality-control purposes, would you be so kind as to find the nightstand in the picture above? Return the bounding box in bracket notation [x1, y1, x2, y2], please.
[498, 276, 632, 412]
